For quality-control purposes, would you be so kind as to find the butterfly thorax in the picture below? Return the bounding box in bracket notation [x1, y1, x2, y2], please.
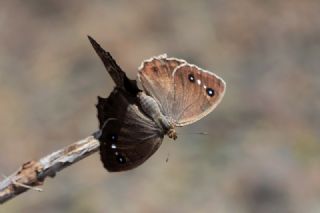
[137, 92, 177, 140]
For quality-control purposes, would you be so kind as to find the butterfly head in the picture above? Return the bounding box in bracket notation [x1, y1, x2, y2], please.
[167, 127, 177, 140]
[156, 115, 177, 140]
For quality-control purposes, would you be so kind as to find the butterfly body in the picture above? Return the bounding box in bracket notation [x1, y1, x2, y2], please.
[88, 36, 225, 172]
[137, 92, 176, 139]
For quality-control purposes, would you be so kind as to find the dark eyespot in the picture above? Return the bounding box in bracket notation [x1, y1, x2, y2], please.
[109, 133, 118, 142]
[188, 74, 195, 82]
[116, 154, 126, 164]
[206, 88, 215, 97]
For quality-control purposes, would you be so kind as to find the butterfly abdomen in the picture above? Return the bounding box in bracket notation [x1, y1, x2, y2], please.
[137, 92, 172, 133]
[137, 92, 162, 118]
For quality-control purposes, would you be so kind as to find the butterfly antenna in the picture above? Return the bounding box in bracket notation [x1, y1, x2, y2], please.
[88, 36, 140, 95]
[181, 132, 209, 136]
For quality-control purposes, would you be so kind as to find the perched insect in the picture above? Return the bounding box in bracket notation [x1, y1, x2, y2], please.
[88, 36, 226, 172]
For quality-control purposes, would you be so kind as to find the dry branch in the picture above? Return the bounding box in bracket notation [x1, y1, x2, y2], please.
[0, 132, 101, 204]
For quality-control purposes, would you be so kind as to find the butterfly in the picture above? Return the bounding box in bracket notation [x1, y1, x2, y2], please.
[88, 36, 226, 172]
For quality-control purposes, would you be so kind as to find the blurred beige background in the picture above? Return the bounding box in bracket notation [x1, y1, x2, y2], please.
[0, 0, 320, 212]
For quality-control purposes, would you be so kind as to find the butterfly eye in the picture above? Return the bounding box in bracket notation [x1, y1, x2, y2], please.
[206, 88, 215, 97]
[116, 154, 126, 164]
[188, 74, 195, 82]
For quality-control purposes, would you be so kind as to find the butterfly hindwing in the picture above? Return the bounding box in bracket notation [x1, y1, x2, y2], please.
[138, 55, 186, 116]
[97, 89, 164, 172]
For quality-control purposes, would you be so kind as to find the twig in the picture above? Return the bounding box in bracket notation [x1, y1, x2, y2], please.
[1, 174, 43, 192]
[11, 179, 44, 192]
[0, 132, 101, 204]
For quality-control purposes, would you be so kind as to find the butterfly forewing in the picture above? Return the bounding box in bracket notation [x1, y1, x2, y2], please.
[171, 65, 226, 126]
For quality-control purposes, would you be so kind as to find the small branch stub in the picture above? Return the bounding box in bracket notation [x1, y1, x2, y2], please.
[0, 133, 100, 204]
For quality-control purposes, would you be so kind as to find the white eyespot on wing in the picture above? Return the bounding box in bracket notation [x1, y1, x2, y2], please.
[111, 144, 117, 149]
[197, 79, 201, 85]
[203, 85, 207, 89]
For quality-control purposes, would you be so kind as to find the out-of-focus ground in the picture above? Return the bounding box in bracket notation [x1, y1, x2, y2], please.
[0, 0, 319, 212]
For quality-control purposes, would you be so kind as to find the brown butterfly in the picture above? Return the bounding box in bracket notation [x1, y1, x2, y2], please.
[88, 36, 226, 172]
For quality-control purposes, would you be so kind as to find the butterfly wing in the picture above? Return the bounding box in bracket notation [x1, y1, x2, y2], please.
[138, 56, 226, 126]
[97, 89, 164, 172]
[171, 64, 226, 126]
[137, 55, 186, 116]
[88, 36, 140, 95]
[90, 37, 165, 171]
